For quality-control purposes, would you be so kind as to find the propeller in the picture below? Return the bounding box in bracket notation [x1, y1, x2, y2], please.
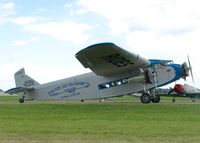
[187, 54, 194, 83]
[181, 54, 194, 83]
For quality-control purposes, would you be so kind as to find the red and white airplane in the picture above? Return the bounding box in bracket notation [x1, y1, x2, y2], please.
[168, 84, 200, 102]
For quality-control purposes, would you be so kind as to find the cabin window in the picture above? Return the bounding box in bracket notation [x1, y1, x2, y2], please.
[98, 78, 128, 90]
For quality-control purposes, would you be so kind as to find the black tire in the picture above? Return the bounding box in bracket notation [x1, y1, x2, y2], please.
[151, 95, 160, 103]
[140, 93, 151, 104]
[172, 98, 176, 102]
[19, 98, 24, 103]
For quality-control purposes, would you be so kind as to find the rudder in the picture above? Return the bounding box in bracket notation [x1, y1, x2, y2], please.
[14, 68, 40, 87]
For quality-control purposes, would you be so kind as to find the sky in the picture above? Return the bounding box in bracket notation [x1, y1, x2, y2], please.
[0, 0, 200, 90]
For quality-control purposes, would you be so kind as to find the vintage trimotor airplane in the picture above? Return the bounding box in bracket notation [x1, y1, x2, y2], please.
[168, 84, 200, 102]
[6, 42, 193, 104]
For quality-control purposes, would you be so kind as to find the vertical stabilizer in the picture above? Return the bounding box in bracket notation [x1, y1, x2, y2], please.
[14, 68, 40, 87]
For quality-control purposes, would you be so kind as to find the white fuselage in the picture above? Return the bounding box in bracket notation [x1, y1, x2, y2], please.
[184, 84, 200, 94]
[23, 65, 176, 101]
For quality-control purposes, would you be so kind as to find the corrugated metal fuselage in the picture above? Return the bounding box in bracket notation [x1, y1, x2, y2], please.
[23, 64, 178, 101]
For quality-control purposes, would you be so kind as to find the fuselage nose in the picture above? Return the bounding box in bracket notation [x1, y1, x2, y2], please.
[181, 62, 190, 80]
[169, 63, 182, 82]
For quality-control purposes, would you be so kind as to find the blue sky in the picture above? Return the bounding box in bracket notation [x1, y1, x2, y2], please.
[1, 0, 200, 90]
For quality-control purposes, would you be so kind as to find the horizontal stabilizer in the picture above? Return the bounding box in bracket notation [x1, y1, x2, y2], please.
[5, 87, 34, 95]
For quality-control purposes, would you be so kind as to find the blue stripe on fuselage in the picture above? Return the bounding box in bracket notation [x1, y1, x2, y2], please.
[169, 64, 182, 81]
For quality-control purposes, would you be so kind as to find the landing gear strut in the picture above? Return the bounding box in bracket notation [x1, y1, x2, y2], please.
[140, 68, 160, 104]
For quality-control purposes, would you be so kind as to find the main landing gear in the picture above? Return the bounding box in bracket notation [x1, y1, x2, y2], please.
[19, 93, 25, 103]
[140, 92, 160, 104]
[19, 96, 25, 103]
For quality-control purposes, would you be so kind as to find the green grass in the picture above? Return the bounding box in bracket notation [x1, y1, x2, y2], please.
[0, 95, 18, 101]
[0, 96, 200, 143]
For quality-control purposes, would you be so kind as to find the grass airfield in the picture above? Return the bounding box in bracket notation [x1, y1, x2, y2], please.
[0, 96, 200, 143]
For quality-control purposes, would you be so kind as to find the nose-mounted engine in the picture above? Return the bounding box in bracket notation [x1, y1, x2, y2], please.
[181, 55, 194, 82]
[181, 62, 190, 80]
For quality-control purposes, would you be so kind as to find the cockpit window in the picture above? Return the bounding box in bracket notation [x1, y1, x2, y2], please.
[149, 59, 173, 66]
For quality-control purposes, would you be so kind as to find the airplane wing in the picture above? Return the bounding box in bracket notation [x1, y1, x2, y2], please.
[5, 87, 34, 95]
[76, 43, 150, 76]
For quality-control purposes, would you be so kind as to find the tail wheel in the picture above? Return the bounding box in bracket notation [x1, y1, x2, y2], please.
[140, 93, 151, 104]
[19, 98, 24, 103]
[151, 95, 160, 103]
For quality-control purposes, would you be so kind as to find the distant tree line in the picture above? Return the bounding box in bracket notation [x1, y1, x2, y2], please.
[155, 88, 171, 94]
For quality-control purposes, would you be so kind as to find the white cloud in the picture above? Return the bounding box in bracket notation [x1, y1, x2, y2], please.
[77, 0, 200, 36]
[65, 2, 87, 15]
[0, 2, 16, 23]
[12, 37, 39, 46]
[13, 40, 29, 46]
[13, 16, 45, 25]
[76, 0, 200, 51]
[12, 16, 93, 45]
[0, 2, 15, 11]
[22, 21, 92, 45]
[77, 0, 158, 35]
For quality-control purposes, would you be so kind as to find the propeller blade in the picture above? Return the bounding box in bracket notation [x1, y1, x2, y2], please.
[187, 54, 194, 83]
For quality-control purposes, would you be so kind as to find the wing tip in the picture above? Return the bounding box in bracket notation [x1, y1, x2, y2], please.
[75, 42, 115, 56]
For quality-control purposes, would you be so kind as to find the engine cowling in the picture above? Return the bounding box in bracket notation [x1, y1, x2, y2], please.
[174, 84, 184, 94]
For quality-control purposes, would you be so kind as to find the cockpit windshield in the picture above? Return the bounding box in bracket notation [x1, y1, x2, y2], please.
[149, 59, 173, 66]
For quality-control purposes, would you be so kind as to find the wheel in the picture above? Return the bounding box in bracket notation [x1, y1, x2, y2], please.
[151, 95, 160, 103]
[19, 98, 24, 103]
[140, 93, 151, 104]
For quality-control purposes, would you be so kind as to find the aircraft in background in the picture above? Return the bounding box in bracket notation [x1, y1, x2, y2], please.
[0, 89, 4, 96]
[168, 84, 200, 102]
[5, 42, 193, 104]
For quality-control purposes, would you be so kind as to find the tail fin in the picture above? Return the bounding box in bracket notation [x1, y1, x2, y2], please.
[14, 68, 40, 87]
